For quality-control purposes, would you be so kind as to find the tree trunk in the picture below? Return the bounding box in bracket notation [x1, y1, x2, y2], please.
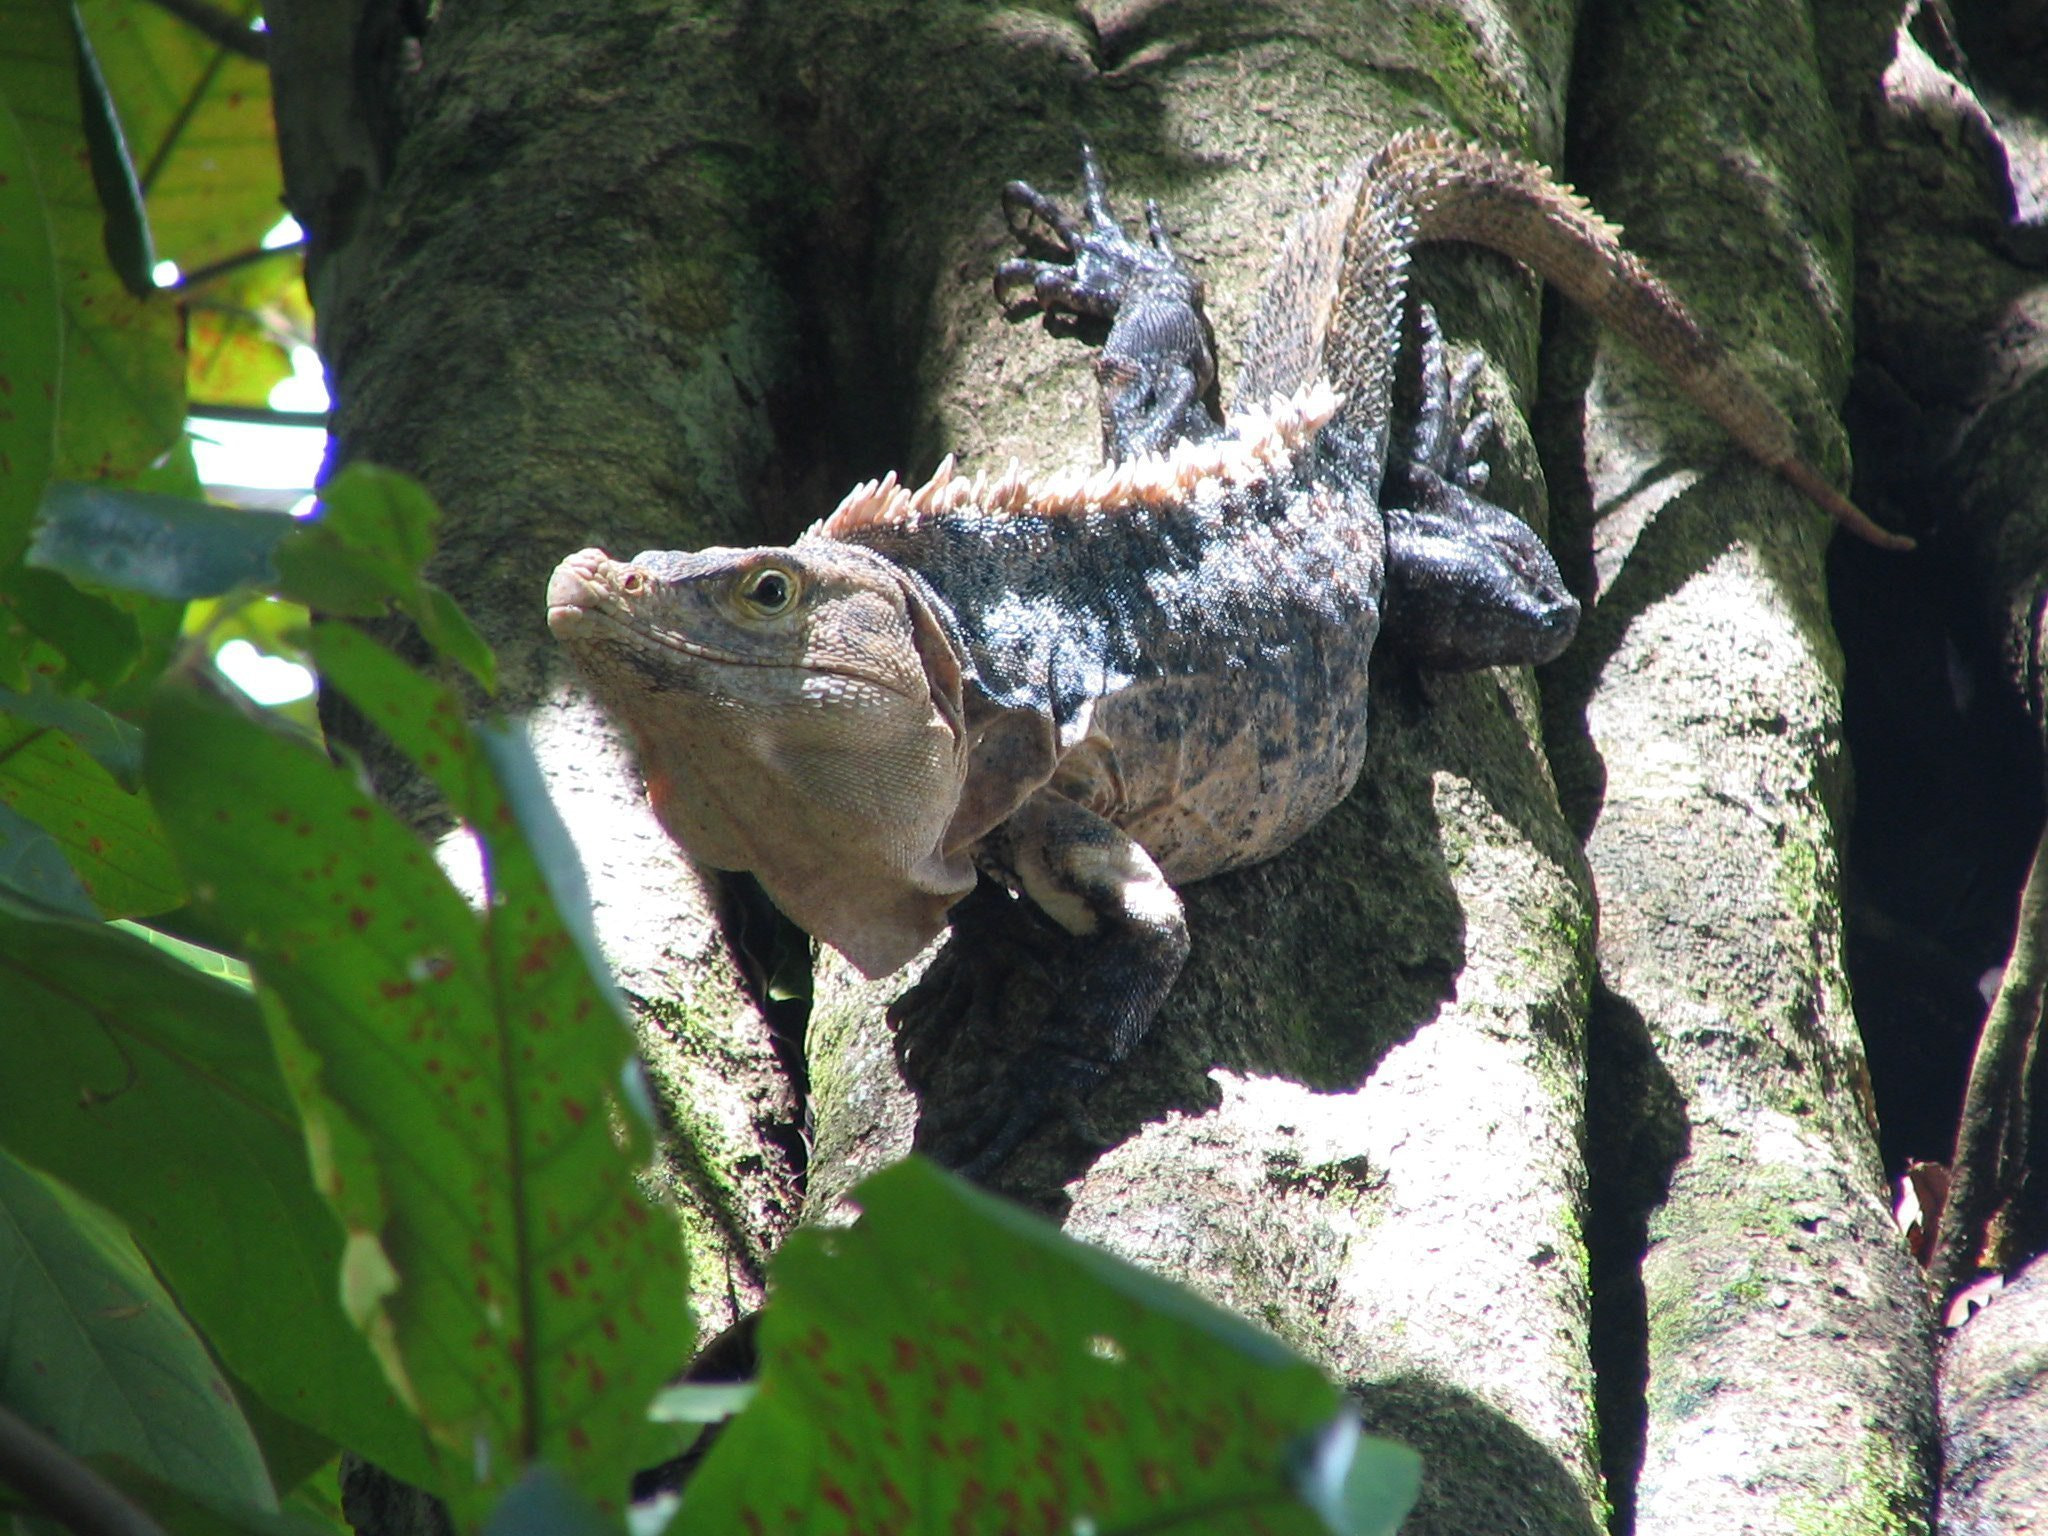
[1536, 3, 1941, 1530]
[267, 0, 1977, 1529]
[267, 0, 806, 1350]
[1826, 5, 2048, 1528]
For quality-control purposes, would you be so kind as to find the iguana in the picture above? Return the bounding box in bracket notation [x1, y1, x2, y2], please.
[546, 133, 1909, 1172]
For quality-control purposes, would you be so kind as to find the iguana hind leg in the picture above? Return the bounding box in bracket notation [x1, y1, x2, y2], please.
[995, 146, 1223, 461]
[1383, 304, 1582, 671]
[905, 789, 1192, 1177]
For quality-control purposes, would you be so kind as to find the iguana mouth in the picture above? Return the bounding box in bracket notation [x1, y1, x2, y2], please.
[547, 600, 758, 667]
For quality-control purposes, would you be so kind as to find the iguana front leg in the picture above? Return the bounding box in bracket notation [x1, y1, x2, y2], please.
[907, 789, 1192, 1176]
[996, 146, 1223, 460]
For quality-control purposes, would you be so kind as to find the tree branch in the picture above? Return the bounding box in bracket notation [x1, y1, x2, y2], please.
[177, 239, 303, 291]
[1935, 816, 2048, 1297]
[190, 403, 328, 427]
[141, 0, 266, 63]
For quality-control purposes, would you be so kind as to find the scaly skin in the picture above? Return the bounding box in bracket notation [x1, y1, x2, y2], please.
[548, 135, 1905, 1174]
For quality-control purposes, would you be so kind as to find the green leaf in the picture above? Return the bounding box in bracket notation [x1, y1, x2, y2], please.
[0, 696, 182, 916]
[275, 466, 496, 689]
[0, 913, 436, 1489]
[31, 480, 294, 599]
[187, 253, 313, 409]
[647, 1383, 754, 1424]
[96, 438, 215, 711]
[77, 0, 280, 275]
[415, 580, 496, 693]
[0, 678, 144, 784]
[0, 50, 62, 576]
[271, 464, 437, 611]
[70, 3, 153, 297]
[0, 0, 184, 493]
[484, 1467, 620, 1536]
[0, 562, 144, 686]
[144, 671, 690, 1522]
[0, 1147, 275, 1509]
[1292, 1413, 1424, 1536]
[224, 1376, 340, 1498]
[287, 1458, 350, 1534]
[679, 1159, 1422, 1535]
[0, 798, 100, 917]
[111, 915, 251, 986]
[94, 1461, 355, 1536]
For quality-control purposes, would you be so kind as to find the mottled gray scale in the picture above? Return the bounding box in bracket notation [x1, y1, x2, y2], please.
[836, 464, 1383, 883]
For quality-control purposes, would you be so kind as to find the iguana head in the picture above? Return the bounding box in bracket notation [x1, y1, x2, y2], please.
[546, 541, 977, 977]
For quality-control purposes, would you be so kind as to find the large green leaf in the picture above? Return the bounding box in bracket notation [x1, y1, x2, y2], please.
[144, 670, 690, 1525]
[0, 563, 144, 688]
[71, 1, 153, 295]
[680, 1159, 1422, 1536]
[77, 0, 311, 413]
[0, 679, 144, 783]
[0, 0, 184, 500]
[0, 914, 436, 1488]
[77, 0, 280, 275]
[0, 1147, 275, 1509]
[0, 54, 62, 583]
[0, 696, 182, 916]
[90, 1463, 353, 1536]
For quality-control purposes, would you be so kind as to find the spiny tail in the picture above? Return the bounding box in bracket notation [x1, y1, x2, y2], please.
[1239, 131, 1911, 551]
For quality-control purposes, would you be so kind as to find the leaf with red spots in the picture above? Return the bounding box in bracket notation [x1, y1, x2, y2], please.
[0, 691, 181, 916]
[144, 660, 688, 1525]
[681, 1160, 1420, 1535]
[185, 254, 313, 410]
[0, 911, 434, 1487]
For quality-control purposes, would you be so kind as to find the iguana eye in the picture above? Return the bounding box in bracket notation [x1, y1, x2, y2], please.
[734, 565, 798, 617]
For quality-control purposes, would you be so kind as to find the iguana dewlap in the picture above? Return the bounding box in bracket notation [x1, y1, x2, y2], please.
[547, 133, 1906, 1171]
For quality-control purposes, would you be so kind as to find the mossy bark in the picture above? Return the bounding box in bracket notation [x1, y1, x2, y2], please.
[1539, 2, 1938, 1531]
[1940, 1253, 2048, 1531]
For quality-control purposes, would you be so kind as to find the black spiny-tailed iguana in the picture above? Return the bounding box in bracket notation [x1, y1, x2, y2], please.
[546, 134, 1909, 1172]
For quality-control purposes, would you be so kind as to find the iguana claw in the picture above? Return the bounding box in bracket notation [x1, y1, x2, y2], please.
[996, 145, 1222, 460]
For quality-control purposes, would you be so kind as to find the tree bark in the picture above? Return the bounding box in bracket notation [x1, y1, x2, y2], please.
[1827, 8, 2048, 1528]
[1941, 1253, 2048, 1530]
[267, 0, 805, 1353]
[1537, 3, 1939, 1529]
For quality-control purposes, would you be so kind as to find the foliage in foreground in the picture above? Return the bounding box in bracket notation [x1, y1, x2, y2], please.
[0, 4, 1420, 1534]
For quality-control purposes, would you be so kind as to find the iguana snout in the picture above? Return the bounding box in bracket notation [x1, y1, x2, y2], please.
[546, 542, 978, 977]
